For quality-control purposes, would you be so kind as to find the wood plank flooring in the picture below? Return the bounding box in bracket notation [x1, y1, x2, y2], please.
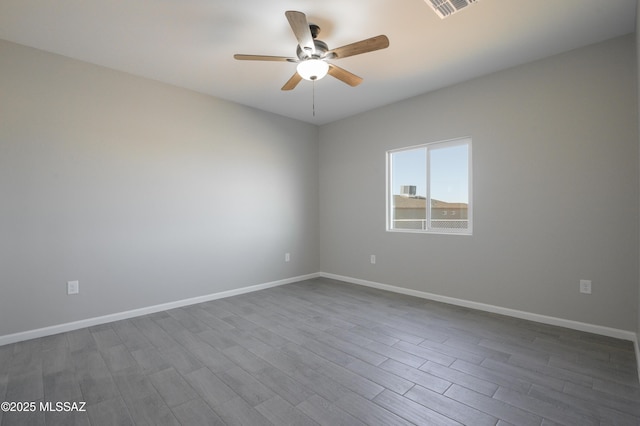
[0, 277, 638, 425]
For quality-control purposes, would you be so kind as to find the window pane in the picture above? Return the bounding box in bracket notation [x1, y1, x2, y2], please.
[429, 143, 469, 231]
[390, 147, 426, 230]
[387, 137, 471, 235]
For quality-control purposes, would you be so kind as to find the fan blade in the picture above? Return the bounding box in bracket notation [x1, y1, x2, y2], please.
[234, 54, 296, 62]
[328, 64, 363, 87]
[281, 72, 303, 91]
[285, 11, 315, 56]
[328, 35, 389, 59]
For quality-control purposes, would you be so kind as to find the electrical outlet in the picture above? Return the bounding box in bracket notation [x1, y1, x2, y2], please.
[285, 253, 290, 262]
[67, 280, 79, 295]
[370, 255, 376, 264]
[579, 279, 592, 294]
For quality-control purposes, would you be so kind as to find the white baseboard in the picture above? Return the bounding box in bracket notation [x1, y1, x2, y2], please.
[0, 273, 320, 347]
[319, 272, 638, 343]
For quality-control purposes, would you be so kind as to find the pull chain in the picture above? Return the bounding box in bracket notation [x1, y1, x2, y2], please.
[312, 79, 316, 117]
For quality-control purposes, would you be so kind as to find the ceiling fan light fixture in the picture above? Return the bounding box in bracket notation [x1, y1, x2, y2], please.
[296, 59, 329, 81]
[234, 11, 388, 91]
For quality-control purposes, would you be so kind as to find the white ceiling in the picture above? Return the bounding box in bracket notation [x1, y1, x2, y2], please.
[0, 0, 636, 125]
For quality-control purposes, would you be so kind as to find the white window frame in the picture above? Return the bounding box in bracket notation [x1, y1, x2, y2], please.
[386, 137, 472, 235]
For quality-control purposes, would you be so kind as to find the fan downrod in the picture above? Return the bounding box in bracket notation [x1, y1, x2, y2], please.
[309, 24, 320, 39]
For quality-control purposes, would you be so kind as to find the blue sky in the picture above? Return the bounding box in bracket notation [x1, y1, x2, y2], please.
[391, 143, 469, 203]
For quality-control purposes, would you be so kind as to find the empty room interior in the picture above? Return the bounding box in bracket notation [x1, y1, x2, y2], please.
[1, 0, 640, 425]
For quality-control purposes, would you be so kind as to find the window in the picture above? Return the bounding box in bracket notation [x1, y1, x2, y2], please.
[387, 137, 472, 234]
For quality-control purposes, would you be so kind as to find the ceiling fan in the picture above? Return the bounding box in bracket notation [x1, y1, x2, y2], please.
[234, 11, 389, 91]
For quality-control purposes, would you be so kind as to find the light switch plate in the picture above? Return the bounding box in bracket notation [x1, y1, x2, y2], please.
[579, 279, 591, 294]
[67, 280, 79, 295]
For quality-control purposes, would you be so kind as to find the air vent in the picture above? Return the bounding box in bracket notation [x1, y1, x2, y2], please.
[426, 0, 480, 19]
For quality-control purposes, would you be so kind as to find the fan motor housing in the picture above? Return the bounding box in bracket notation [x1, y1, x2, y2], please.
[296, 39, 329, 60]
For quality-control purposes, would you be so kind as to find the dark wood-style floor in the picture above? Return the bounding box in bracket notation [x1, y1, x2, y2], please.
[0, 277, 638, 425]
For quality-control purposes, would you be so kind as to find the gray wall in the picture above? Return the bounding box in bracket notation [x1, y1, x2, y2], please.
[1, 33, 638, 340]
[637, 1, 640, 343]
[319, 34, 639, 331]
[0, 40, 319, 337]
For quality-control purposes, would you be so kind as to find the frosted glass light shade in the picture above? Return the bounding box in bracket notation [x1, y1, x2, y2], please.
[296, 59, 329, 81]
